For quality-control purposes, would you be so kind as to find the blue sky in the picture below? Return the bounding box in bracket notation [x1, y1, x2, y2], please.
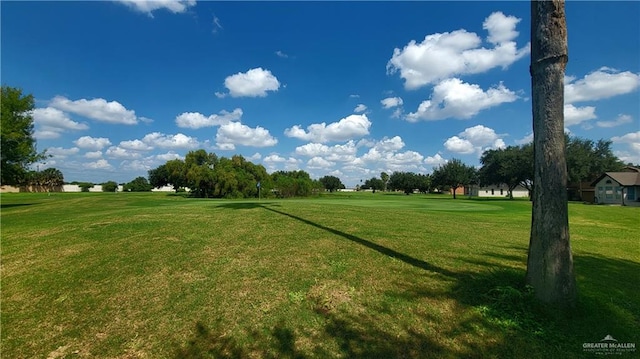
[2, 1, 639, 186]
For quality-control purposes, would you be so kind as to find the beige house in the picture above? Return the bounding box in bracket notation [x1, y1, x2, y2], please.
[591, 167, 640, 206]
[467, 184, 530, 198]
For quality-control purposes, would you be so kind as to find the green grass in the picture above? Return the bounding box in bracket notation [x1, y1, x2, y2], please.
[1, 192, 638, 358]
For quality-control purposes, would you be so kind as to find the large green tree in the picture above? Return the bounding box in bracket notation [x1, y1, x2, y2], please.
[271, 170, 315, 198]
[380, 172, 390, 191]
[148, 150, 273, 198]
[21, 168, 64, 192]
[185, 149, 217, 198]
[431, 159, 476, 199]
[148, 159, 187, 192]
[387, 172, 430, 195]
[480, 145, 533, 199]
[527, 0, 577, 308]
[319, 175, 344, 192]
[1, 86, 47, 184]
[362, 177, 384, 193]
[566, 135, 623, 199]
[102, 181, 118, 192]
[124, 176, 153, 192]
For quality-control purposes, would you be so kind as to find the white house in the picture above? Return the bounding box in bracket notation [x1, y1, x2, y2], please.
[591, 168, 640, 206]
[468, 184, 530, 198]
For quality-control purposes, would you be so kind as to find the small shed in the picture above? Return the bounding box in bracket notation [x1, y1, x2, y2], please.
[591, 168, 640, 206]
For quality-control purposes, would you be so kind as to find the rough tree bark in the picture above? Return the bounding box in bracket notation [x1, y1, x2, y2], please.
[526, 0, 577, 308]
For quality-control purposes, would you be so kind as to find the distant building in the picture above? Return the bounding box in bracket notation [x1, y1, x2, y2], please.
[467, 184, 530, 198]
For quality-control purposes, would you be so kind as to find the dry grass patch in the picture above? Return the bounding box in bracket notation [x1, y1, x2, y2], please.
[307, 279, 359, 315]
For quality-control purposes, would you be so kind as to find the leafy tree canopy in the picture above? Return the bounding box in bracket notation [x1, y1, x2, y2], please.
[319, 175, 345, 192]
[388, 172, 430, 195]
[102, 181, 118, 192]
[431, 158, 476, 199]
[1, 86, 47, 184]
[124, 176, 153, 192]
[479, 144, 533, 199]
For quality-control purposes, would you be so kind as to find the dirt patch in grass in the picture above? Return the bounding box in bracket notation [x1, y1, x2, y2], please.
[307, 280, 360, 315]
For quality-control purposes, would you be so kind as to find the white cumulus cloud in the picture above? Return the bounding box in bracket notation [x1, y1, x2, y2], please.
[612, 131, 640, 151]
[74, 136, 112, 150]
[612, 131, 640, 164]
[565, 67, 640, 104]
[444, 137, 476, 155]
[596, 114, 633, 128]
[307, 157, 335, 169]
[50, 96, 138, 125]
[46, 147, 80, 158]
[406, 78, 518, 121]
[564, 104, 597, 126]
[354, 104, 367, 113]
[175, 108, 242, 129]
[380, 97, 403, 109]
[425, 153, 448, 166]
[116, 0, 196, 16]
[387, 12, 529, 89]
[84, 159, 113, 170]
[444, 125, 506, 155]
[84, 151, 103, 159]
[222, 68, 280, 98]
[295, 141, 358, 162]
[285, 114, 371, 143]
[156, 151, 183, 162]
[31, 107, 89, 131]
[119, 139, 153, 151]
[32, 107, 89, 139]
[263, 154, 300, 171]
[105, 146, 142, 159]
[215, 122, 278, 150]
[142, 132, 199, 149]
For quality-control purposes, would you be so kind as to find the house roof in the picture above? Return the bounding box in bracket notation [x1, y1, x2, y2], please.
[591, 171, 640, 187]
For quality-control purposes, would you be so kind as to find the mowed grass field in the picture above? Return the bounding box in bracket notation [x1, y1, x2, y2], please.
[1, 192, 638, 358]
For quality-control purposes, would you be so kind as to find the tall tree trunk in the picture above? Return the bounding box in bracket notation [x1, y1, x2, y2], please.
[526, 0, 577, 308]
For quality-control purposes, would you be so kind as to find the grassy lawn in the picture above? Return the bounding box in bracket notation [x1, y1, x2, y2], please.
[1, 192, 638, 358]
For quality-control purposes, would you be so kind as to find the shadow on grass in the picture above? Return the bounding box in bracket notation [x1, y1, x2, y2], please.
[178, 205, 639, 358]
[213, 202, 280, 210]
[261, 205, 460, 278]
[0, 203, 36, 209]
[176, 321, 317, 359]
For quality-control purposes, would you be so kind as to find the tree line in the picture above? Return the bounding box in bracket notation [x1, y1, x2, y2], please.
[146, 149, 346, 198]
[360, 136, 624, 200]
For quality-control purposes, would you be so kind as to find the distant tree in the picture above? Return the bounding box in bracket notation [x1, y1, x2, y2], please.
[148, 159, 187, 192]
[480, 145, 533, 199]
[362, 177, 384, 193]
[431, 159, 476, 199]
[1, 86, 47, 185]
[102, 181, 118, 192]
[40, 168, 64, 190]
[271, 170, 314, 198]
[124, 176, 152, 192]
[78, 182, 93, 192]
[319, 175, 345, 192]
[566, 136, 623, 200]
[20, 168, 64, 192]
[415, 173, 431, 193]
[380, 172, 390, 191]
[149, 151, 272, 198]
[185, 150, 217, 198]
[591, 139, 624, 175]
[388, 171, 421, 195]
